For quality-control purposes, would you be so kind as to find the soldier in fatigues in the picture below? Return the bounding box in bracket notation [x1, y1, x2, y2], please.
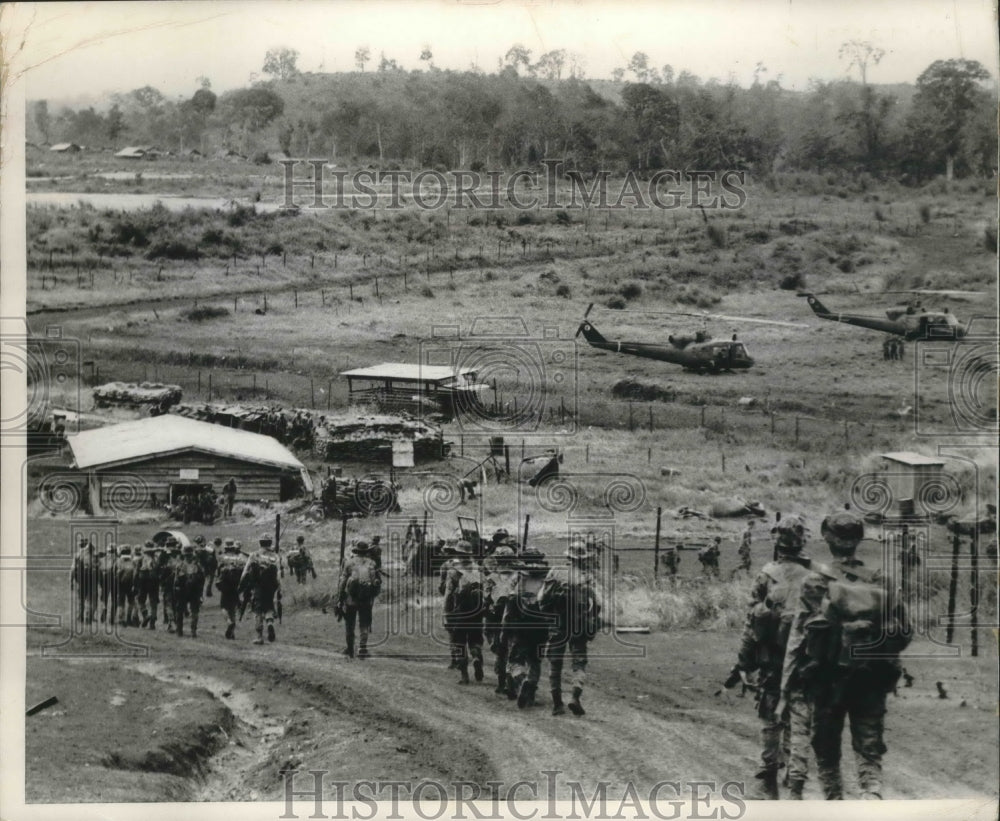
[662, 544, 680, 580]
[503, 550, 551, 708]
[483, 547, 518, 695]
[71, 536, 100, 624]
[782, 511, 909, 800]
[115, 545, 139, 627]
[173, 544, 206, 637]
[196, 536, 219, 598]
[135, 541, 161, 629]
[738, 521, 754, 574]
[216, 538, 245, 639]
[699, 537, 722, 578]
[240, 534, 283, 644]
[337, 540, 381, 659]
[98, 544, 118, 625]
[442, 542, 485, 684]
[539, 542, 601, 717]
[437, 545, 460, 668]
[730, 516, 811, 799]
[159, 539, 182, 632]
[287, 534, 318, 584]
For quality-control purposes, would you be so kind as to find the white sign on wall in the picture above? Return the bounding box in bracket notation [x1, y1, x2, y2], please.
[179, 468, 199, 480]
[392, 440, 414, 468]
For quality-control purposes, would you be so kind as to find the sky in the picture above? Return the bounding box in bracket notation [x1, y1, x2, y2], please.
[6, 0, 999, 105]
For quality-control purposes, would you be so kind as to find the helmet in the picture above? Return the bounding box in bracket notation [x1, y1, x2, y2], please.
[119, 545, 132, 556]
[213, 537, 223, 546]
[352, 540, 370, 554]
[492, 528, 510, 542]
[821, 511, 864, 556]
[771, 515, 807, 554]
[296, 535, 305, 544]
[182, 544, 195, 555]
[194, 535, 206, 545]
[259, 533, 274, 548]
[452, 540, 474, 556]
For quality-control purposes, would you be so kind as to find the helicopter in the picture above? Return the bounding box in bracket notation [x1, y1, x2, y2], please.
[798, 290, 980, 340]
[574, 304, 805, 373]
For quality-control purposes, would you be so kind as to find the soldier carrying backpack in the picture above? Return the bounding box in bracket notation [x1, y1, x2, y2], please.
[781, 511, 911, 800]
[239, 534, 283, 645]
[216, 538, 245, 639]
[728, 515, 812, 799]
[442, 542, 485, 684]
[173, 544, 205, 638]
[337, 540, 381, 659]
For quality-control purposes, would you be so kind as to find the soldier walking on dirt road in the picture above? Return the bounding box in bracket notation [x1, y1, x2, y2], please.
[115, 545, 139, 627]
[539, 542, 601, 717]
[503, 550, 551, 708]
[728, 515, 811, 799]
[337, 540, 381, 659]
[135, 541, 161, 629]
[71, 536, 100, 624]
[215, 538, 245, 639]
[173, 544, 205, 637]
[442, 542, 486, 684]
[483, 547, 518, 695]
[780, 510, 910, 799]
[240, 534, 284, 644]
[159, 538, 183, 632]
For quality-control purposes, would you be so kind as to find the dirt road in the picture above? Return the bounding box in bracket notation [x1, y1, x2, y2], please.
[25, 593, 998, 804]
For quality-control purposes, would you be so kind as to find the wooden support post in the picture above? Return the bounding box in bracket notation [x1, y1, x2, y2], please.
[721, 453, 726, 473]
[648, 405, 653, 431]
[198, 371, 202, 393]
[504, 445, 510, 478]
[294, 289, 298, 308]
[349, 282, 353, 300]
[700, 406, 706, 427]
[946, 530, 960, 645]
[311, 378, 315, 408]
[208, 373, 212, 401]
[275, 513, 281, 551]
[628, 402, 634, 431]
[654, 506, 662, 580]
[522, 514, 530, 553]
[340, 514, 348, 565]
[586, 444, 590, 463]
[970, 532, 979, 657]
[328, 380, 333, 410]
[795, 416, 800, 443]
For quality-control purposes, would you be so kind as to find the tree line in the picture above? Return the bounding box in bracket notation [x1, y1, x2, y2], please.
[30, 44, 995, 183]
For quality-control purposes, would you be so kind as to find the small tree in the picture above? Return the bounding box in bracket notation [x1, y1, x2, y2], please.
[355, 45, 371, 72]
[262, 47, 300, 81]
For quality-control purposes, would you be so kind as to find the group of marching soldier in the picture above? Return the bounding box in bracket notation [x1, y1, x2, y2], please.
[433, 529, 602, 716]
[71, 531, 318, 644]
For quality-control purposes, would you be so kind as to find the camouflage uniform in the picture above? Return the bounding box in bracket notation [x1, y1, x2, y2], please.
[442, 545, 485, 684]
[538, 545, 601, 716]
[699, 540, 722, 578]
[338, 541, 381, 659]
[502, 555, 551, 708]
[287, 536, 317, 584]
[173, 545, 206, 637]
[483, 548, 518, 695]
[733, 516, 810, 799]
[135, 542, 161, 629]
[71, 539, 100, 624]
[98, 545, 118, 625]
[781, 512, 906, 800]
[197, 536, 219, 598]
[215, 539, 245, 639]
[159, 541, 182, 632]
[115, 546, 139, 627]
[662, 547, 680, 579]
[738, 524, 754, 572]
[240, 535, 283, 644]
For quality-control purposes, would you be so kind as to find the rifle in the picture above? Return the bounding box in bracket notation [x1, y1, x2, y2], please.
[715, 664, 757, 697]
[276, 591, 283, 624]
[238, 591, 251, 621]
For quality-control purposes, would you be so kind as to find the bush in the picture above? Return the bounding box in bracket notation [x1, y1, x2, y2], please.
[606, 296, 627, 310]
[985, 225, 997, 253]
[555, 283, 571, 298]
[706, 222, 728, 248]
[421, 285, 435, 298]
[620, 281, 643, 300]
[183, 305, 230, 322]
[919, 203, 932, 224]
[146, 240, 201, 261]
[779, 272, 806, 291]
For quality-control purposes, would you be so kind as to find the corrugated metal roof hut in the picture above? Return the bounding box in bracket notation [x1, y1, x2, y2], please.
[65, 415, 312, 514]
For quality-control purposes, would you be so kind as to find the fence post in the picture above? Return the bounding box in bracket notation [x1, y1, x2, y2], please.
[970, 531, 979, 657]
[654, 506, 662, 580]
[700, 406, 706, 427]
[795, 416, 800, 443]
[208, 373, 213, 401]
[946, 530, 961, 645]
[648, 405, 653, 431]
[628, 402, 634, 431]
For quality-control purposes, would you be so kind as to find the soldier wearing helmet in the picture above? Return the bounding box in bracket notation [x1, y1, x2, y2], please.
[239, 534, 284, 644]
[729, 514, 811, 799]
[781, 510, 909, 800]
[215, 537, 245, 639]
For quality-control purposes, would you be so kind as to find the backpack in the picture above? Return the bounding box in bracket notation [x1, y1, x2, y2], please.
[216, 554, 243, 589]
[808, 566, 911, 673]
[451, 569, 483, 615]
[346, 558, 379, 601]
[750, 561, 808, 656]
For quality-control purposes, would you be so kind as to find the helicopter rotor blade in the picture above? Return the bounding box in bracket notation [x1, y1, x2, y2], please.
[610, 308, 808, 328]
[584, 302, 595, 320]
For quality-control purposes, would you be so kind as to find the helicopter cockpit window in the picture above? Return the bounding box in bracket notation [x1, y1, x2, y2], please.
[732, 344, 747, 357]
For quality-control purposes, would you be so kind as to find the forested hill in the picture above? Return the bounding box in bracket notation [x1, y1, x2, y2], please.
[28, 57, 994, 183]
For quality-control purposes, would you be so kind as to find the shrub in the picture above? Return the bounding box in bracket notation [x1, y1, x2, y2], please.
[919, 203, 932, 224]
[421, 285, 435, 298]
[555, 283, 571, 298]
[606, 296, 627, 310]
[183, 305, 230, 322]
[706, 222, 728, 248]
[985, 225, 997, 253]
[779, 272, 806, 291]
[146, 240, 201, 261]
[620, 281, 643, 300]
